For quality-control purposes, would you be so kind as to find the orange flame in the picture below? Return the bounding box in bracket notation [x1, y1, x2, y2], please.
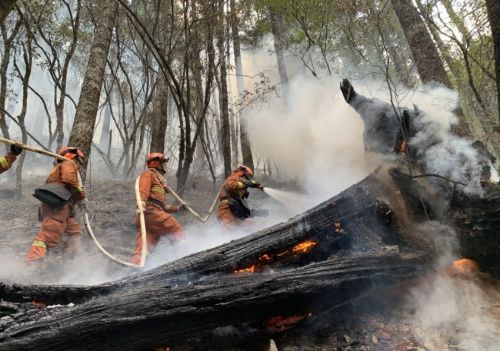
[292, 240, 318, 254]
[334, 222, 341, 233]
[234, 264, 257, 273]
[446, 258, 479, 277]
[266, 313, 312, 332]
[234, 240, 319, 274]
[399, 140, 407, 154]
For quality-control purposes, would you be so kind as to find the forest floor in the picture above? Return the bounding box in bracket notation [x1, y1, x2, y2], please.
[1, 173, 500, 350]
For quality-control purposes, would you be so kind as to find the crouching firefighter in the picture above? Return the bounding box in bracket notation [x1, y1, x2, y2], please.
[131, 153, 184, 265]
[0, 143, 23, 174]
[26, 147, 87, 263]
[217, 165, 264, 228]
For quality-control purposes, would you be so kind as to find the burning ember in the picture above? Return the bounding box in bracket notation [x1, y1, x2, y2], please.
[292, 240, 318, 254]
[446, 258, 479, 278]
[31, 300, 46, 308]
[398, 140, 408, 154]
[334, 221, 342, 233]
[234, 240, 319, 274]
[266, 313, 312, 333]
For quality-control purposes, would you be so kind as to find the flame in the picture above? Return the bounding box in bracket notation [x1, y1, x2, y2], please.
[334, 222, 341, 233]
[292, 240, 318, 254]
[446, 258, 479, 277]
[259, 254, 272, 262]
[234, 264, 257, 273]
[234, 240, 319, 274]
[399, 140, 407, 154]
[266, 313, 312, 332]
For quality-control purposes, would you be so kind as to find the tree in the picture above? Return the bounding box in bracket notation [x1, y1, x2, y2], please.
[68, 0, 117, 179]
[230, 0, 254, 170]
[390, 0, 451, 87]
[486, 0, 500, 123]
[216, 0, 232, 177]
[0, 0, 16, 27]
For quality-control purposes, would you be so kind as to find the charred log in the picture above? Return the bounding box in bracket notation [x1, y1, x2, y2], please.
[0, 252, 421, 351]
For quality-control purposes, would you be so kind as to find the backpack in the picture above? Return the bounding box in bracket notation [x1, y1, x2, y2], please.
[33, 183, 72, 208]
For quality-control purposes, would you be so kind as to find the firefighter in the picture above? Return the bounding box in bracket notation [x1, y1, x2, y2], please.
[0, 144, 23, 174]
[131, 153, 184, 265]
[217, 165, 263, 228]
[26, 146, 87, 263]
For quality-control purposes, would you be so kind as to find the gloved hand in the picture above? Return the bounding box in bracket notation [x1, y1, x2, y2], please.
[248, 179, 262, 189]
[340, 79, 356, 103]
[10, 143, 23, 155]
[137, 200, 147, 214]
[79, 199, 93, 217]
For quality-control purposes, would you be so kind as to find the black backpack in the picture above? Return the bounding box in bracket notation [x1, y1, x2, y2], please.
[33, 183, 72, 208]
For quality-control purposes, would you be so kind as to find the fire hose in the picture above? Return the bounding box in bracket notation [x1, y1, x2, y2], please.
[0, 136, 146, 267]
[0, 137, 221, 268]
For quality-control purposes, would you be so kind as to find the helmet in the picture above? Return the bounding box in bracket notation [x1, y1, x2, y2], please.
[236, 164, 253, 177]
[58, 146, 84, 162]
[146, 152, 169, 168]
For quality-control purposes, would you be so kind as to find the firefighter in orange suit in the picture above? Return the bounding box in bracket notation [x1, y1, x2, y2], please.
[217, 165, 263, 228]
[131, 153, 184, 265]
[0, 144, 22, 173]
[26, 147, 87, 263]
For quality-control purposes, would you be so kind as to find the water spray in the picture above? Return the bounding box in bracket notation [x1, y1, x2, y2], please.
[262, 187, 310, 212]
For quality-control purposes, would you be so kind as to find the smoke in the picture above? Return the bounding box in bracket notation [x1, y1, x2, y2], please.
[405, 224, 500, 350]
[246, 74, 371, 202]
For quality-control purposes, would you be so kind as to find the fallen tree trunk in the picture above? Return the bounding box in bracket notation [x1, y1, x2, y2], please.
[0, 251, 421, 350]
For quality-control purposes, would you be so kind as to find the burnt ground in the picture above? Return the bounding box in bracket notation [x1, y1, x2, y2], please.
[1, 172, 500, 350]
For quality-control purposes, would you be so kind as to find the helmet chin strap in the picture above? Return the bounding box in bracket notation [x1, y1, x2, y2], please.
[156, 162, 167, 174]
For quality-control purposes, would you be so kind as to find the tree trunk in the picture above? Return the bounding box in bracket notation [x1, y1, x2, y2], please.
[269, 7, 289, 109]
[149, 75, 169, 153]
[217, 0, 231, 177]
[390, 0, 450, 88]
[0, 20, 21, 151]
[486, 0, 500, 124]
[0, 0, 16, 27]
[68, 0, 117, 180]
[230, 0, 254, 170]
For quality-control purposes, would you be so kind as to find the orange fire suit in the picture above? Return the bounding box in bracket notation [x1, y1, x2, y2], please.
[26, 160, 86, 263]
[217, 171, 253, 228]
[131, 168, 184, 265]
[0, 153, 17, 174]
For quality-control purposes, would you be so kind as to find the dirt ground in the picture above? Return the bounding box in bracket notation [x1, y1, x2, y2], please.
[1, 172, 500, 350]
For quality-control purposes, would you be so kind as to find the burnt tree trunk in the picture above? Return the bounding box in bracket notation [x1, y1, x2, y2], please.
[68, 0, 117, 179]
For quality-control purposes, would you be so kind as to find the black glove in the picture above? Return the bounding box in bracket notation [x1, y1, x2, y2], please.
[340, 79, 356, 103]
[10, 144, 22, 155]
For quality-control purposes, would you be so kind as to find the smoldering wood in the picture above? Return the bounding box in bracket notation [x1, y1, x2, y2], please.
[0, 167, 499, 349]
[0, 252, 421, 351]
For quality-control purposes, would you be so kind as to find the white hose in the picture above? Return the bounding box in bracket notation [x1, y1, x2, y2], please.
[167, 184, 223, 222]
[78, 172, 147, 268]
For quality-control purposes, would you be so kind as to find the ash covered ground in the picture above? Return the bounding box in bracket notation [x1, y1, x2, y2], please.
[1, 172, 500, 351]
